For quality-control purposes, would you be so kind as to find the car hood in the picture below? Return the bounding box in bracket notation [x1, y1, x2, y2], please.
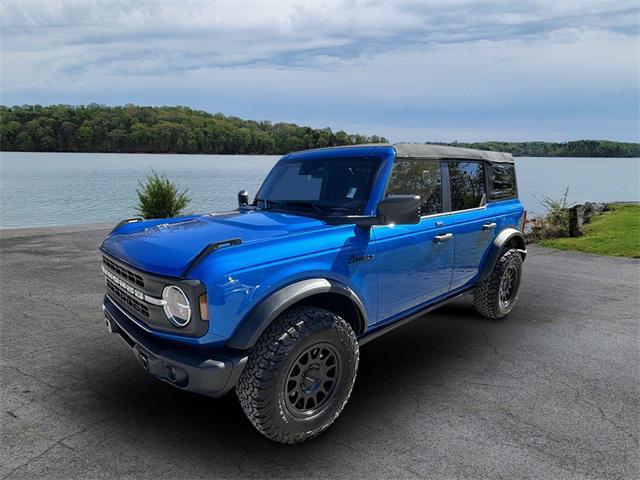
[100, 210, 328, 277]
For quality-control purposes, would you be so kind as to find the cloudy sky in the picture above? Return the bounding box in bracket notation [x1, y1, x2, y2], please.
[1, 0, 638, 142]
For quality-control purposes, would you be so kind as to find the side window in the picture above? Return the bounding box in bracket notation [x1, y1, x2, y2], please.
[448, 161, 486, 211]
[386, 159, 442, 215]
[488, 163, 517, 200]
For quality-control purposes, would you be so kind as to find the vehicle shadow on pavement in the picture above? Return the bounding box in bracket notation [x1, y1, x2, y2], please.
[81, 299, 498, 475]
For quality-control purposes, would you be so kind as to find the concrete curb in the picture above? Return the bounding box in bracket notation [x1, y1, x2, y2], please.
[0, 223, 112, 240]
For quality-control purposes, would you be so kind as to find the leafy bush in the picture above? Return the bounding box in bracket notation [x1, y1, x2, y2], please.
[528, 186, 570, 241]
[136, 170, 190, 219]
[538, 186, 570, 235]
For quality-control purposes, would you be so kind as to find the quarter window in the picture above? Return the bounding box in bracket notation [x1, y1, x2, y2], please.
[448, 161, 486, 211]
[488, 163, 517, 200]
[385, 159, 442, 215]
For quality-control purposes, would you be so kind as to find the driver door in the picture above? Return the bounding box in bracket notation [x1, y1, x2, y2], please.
[373, 159, 454, 324]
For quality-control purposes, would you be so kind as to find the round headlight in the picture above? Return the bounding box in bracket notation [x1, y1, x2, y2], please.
[162, 286, 191, 327]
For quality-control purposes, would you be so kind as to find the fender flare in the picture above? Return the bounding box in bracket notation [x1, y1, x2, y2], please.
[227, 278, 368, 351]
[477, 228, 527, 283]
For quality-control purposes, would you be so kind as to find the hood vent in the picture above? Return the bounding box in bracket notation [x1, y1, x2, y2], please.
[181, 238, 243, 277]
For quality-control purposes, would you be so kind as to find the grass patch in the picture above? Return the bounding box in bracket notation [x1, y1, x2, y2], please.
[539, 204, 640, 258]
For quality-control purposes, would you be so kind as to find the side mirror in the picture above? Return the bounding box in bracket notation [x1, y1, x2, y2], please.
[377, 195, 421, 225]
[238, 190, 249, 207]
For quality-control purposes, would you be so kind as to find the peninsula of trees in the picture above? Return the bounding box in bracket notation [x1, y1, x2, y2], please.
[1, 104, 638, 157]
[0, 104, 387, 154]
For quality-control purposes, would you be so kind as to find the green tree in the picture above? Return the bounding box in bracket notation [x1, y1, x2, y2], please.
[136, 171, 190, 219]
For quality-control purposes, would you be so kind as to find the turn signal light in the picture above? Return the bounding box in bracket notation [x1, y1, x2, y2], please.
[199, 294, 209, 321]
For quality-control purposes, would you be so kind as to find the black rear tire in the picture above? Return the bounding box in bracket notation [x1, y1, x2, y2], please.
[474, 248, 523, 319]
[235, 306, 359, 444]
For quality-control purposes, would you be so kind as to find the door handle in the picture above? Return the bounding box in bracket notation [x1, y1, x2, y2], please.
[433, 233, 453, 243]
[482, 222, 497, 231]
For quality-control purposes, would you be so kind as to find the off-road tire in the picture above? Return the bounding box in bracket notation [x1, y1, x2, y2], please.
[235, 306, 359, 444]
[474, 248, 523, 319]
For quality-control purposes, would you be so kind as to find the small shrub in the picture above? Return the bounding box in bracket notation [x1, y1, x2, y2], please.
[136, 170, 190, 219]
[528, 186, 570, 241]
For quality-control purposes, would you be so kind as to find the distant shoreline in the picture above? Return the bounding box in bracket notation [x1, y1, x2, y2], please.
[2, 105, 639, 158]
[1, 150, 639, 159]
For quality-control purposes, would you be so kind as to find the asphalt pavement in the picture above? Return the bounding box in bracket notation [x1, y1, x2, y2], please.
[1, 226, 638, 479]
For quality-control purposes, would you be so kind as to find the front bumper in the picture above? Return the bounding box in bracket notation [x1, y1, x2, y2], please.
[103, 295, 247, 398]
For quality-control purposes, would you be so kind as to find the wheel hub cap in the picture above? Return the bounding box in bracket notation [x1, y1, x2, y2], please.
[301, 365, 322, 393]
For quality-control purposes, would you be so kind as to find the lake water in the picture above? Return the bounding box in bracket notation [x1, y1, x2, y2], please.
[0, 152, 638, 229]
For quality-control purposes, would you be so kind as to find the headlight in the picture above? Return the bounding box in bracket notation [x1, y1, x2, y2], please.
[162, 286, 191, 327]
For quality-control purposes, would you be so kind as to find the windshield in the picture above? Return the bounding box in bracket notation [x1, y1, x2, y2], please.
[256, 156, 381, 215]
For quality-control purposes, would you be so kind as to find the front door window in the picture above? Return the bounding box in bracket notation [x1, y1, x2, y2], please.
[385, 159, 442, 216]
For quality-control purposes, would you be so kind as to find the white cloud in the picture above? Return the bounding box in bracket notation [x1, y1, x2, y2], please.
[1, 0, 638, 140]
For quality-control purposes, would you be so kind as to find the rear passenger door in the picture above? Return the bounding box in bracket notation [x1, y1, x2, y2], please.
[446, 161, 498, 290]
[374, 159, 454, 322]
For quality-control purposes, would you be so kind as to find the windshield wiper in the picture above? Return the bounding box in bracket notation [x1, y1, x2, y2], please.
[257, 199, 325, 214]
[280, 200, 326, 214]
[256, 198, 275, 210]
[257, 199, 348, 216]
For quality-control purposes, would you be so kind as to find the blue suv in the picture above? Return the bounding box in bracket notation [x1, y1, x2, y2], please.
[101, 143, 526, 443]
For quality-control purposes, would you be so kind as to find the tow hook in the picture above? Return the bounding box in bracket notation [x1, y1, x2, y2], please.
[104, 315, 120, 334]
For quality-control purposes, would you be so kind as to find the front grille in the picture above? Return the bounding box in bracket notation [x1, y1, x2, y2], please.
[103, 256, 144, 288]
[107, 279, 149, 317]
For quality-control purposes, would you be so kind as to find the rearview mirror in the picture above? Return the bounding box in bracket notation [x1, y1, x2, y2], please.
[377, 195, 421, 225]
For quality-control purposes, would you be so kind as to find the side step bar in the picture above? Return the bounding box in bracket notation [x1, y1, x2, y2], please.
[359, 293, 464, 346]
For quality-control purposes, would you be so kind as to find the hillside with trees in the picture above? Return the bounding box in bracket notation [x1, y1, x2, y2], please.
[1, 104, 637, 157]
[432, 140, 639, 158]
[0, 104, 387, 154]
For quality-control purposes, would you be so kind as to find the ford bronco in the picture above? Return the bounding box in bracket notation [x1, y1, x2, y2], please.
[101, 143, 526, 443]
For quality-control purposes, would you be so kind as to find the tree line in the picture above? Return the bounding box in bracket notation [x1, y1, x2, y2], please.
[0, 104, 387, 154]
[432, 140, 639, 158]
[1, 104, 637, 157]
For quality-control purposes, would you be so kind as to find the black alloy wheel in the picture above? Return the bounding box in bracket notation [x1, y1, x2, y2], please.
[284, 342, 341, 417]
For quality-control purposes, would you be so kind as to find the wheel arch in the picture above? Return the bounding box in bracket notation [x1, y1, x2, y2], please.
[477, 227, 527, 283]
[227, 278, 368, 351]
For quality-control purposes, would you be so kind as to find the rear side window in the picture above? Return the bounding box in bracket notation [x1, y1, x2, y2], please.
[488, 163, 517, 200]
[386, 159, 442, 215]
[448, 161, 486, 211]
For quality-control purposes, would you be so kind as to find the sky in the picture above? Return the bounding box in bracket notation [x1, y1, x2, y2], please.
[1, 0, 639, 142]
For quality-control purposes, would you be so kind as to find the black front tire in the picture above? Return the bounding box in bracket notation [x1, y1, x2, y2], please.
[474, 248, 523, 319]
[235, 306, 359, 444]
